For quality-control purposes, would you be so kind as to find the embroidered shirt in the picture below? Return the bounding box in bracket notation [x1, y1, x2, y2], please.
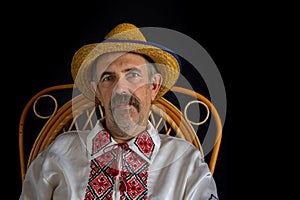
[19, 120, 219, 200]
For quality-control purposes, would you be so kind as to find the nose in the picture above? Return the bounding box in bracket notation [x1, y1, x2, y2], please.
[112, 76, 130, 94]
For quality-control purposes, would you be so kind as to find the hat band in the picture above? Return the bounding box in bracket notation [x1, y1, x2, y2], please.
[103, 39, 182, 70]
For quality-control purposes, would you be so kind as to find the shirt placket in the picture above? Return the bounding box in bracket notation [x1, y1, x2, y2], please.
[113, 144, 128, 200]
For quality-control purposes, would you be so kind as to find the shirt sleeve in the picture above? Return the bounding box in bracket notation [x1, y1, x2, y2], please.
[19, 131, 88, 200]
[19, 151, 56, 200]
[185, 156, 219, 200]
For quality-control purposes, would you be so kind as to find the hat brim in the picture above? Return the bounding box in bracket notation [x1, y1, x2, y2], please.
[71, 41, 180, 102]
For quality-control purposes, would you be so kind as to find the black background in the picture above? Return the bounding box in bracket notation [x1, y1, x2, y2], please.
[4, 1, 243, 199]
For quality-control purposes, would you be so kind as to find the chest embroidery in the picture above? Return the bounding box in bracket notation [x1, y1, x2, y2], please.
[84, 130, 154, 199]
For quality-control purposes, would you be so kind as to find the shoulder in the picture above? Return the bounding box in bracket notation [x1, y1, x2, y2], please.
[159, 134, 197, 150]
[158, 133, 202, 158]
[150, 134, 205, 170]
[52, 130, 82, 144]
[45, 130, 90, 152]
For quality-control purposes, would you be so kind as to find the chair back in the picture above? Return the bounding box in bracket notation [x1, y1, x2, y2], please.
[19, 84, 222, 182]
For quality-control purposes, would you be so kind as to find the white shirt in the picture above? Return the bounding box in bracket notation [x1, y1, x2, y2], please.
[19, 120, 218, 200]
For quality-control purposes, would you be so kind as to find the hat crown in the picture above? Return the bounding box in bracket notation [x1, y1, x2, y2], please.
[104, 23, 147, 41]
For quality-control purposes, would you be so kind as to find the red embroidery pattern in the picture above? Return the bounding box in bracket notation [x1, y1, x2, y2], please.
[92, 131, 111, 155]
[84, 131, 154, 200]
[134, 132, 154, 159]
[84, 151, 117, 199]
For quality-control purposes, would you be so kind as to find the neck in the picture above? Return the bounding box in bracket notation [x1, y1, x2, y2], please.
[101, 118, 147, 143]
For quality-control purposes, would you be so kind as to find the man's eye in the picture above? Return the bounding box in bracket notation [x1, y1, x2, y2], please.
[102, 75, 113, 81]
[100, 75, 116, 88]
[129, 72, 139, 78]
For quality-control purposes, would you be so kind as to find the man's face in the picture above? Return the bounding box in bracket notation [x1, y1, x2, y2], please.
[94, 52, 160, 140]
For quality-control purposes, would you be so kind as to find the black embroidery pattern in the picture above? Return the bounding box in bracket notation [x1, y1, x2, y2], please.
[208, 194, 219, 200]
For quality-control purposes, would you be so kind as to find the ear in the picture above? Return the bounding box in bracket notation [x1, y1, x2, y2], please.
[90, 81, 103, 106]
[150, 73, 162, 101]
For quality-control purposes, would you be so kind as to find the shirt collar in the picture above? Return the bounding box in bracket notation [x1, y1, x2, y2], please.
[86, 120, 160, 163]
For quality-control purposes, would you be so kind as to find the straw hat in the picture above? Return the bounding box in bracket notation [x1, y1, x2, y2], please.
[71, 23, 181, 102]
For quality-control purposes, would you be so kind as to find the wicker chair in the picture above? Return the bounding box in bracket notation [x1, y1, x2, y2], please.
[19, 83, 222, 183]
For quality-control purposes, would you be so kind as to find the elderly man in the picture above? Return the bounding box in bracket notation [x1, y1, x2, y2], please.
[19, 23, 219, 200]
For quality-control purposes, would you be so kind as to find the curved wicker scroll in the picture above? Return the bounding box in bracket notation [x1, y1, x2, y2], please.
[19, 84, 74, 182]
[170, 86, 222, 175]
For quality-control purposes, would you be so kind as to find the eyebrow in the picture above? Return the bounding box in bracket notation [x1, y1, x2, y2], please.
[122, 67, 142, 73]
